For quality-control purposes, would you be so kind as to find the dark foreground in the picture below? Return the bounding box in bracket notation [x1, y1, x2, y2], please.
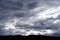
[0, 35, 60, 40]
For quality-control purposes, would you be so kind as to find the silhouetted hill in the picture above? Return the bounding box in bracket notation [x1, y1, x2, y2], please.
[0, 35, 60, 40]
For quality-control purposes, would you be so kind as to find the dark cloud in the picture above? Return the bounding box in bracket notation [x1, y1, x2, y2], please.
[0, 0, 23, 10]
[27, 2, 38, 9]
[0, 0, 60, 37]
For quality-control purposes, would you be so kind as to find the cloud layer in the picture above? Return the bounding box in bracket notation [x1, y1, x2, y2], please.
[0, 0, 60, 37]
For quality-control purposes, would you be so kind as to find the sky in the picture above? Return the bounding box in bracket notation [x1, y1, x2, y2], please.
[0, 0, 60, 37]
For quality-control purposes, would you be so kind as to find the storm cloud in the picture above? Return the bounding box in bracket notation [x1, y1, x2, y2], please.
[0, 0, 60, 36]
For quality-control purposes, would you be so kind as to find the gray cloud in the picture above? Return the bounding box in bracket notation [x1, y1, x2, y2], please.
[0, 0, 60, 37]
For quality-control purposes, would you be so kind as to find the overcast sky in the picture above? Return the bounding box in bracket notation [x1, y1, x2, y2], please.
[0, 0, 60, 37]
